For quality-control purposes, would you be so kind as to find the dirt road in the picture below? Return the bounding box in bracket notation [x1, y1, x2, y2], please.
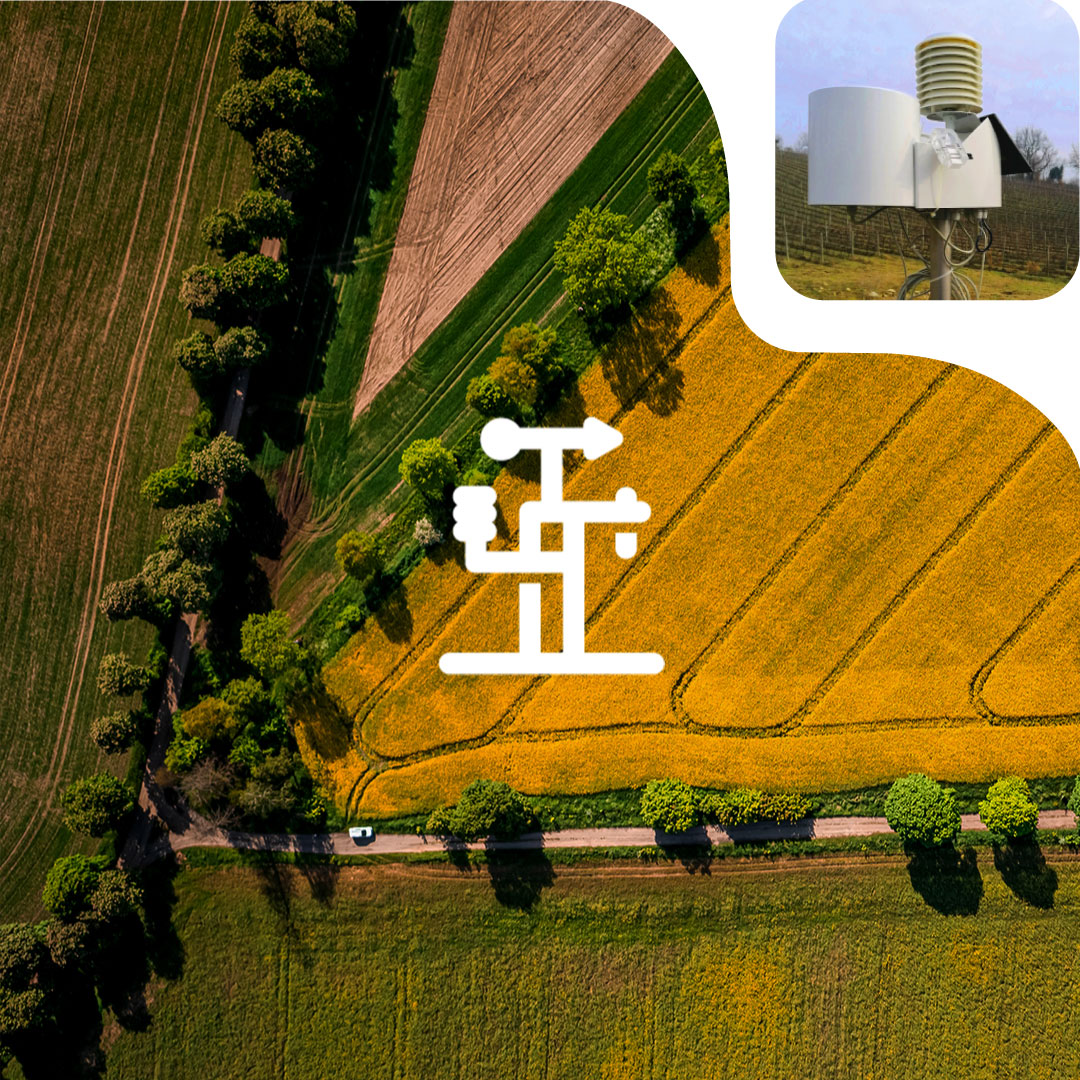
[161, 810, 1076, 861]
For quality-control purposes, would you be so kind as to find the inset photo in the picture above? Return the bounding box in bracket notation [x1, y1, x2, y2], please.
[776, 0, 1079, 299]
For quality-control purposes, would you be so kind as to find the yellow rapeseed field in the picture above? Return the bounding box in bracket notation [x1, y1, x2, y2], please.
[303, 220, 1080, 819]
[355, 725, 1080, 816]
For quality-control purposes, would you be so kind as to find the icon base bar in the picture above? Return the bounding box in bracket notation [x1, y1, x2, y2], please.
[439, 652, 664, 676]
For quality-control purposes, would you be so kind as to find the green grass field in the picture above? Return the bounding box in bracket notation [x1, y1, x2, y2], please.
[266, 48, 720, 623]
[0, 1, 249, 919]
[779, 251, 1072, 300]
[102, 852, 1080, 1078]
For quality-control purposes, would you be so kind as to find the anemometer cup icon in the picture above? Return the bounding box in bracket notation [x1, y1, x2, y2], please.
[438, 417, 664, 677]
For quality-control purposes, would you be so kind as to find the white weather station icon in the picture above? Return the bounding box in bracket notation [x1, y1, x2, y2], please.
[438, 416, 664, 677]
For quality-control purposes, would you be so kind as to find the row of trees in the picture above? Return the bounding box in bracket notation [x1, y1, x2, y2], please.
[416, 772, 1080, 847]
[639, 778, 812, 832]
[145, 1, 359, 826]
[328, 142, 731, 610]
[884, 772, 1080, 847]
[81, 1, 361, 845]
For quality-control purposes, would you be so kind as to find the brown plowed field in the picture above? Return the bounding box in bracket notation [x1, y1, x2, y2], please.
[353, 0, 672, 416]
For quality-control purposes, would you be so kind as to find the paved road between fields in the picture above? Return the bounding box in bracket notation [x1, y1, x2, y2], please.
[166, 810, 1076, 859]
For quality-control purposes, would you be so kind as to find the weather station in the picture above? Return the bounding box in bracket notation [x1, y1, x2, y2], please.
[807, 34, 1032, 298]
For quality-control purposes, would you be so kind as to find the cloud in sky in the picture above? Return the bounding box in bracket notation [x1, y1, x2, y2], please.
[776, 0, 1078, 157]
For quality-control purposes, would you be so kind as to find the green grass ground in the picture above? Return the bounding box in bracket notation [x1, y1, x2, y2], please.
[266, 48, 719, 623]
[103, 852, 1080, 1078]
[0, 1, 248, 918]
[779, 252, 1072, 300]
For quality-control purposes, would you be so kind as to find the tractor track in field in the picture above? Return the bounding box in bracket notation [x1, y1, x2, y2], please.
[778, 421, 1055, 737]
[668, 365, 959, 734]
[0, 1, 104, 445]
[0, 1, 231, 883]
[970, 553, 1080, 724]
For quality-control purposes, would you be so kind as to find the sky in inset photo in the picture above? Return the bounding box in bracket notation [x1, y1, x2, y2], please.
[776, 0, 1079, 169]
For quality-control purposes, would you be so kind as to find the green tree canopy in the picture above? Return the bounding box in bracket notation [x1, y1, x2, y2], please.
[240, 610, 302, 682]
[399, 437, 458, 503]
[254, 128, 317, 190]
[230, 10, 287, 79]
[179, 696, 239, 742]
[0, 923, 49, 1040]
[59, 773, 133, 837]
[96, 653, 150, 697]
[1068, 776, 1080, 821]
[178, 264, 223, 320]
[161, 499, 232, 562]
[140, 462, 199, 509]
[979, 776, 1040, 841]
[44, 917, 93, 970]
[335, 530, 384, 587]
[41, 854, 107, 920]
[234, 749, 301, 819]
[190, 433, 250, 488]
[885, 773, 961, 847]
[213, 324, 270, 370]
[236, 189, 295, 239]
[139, 548, 216, 615]
[499, 322, 561, 383]
[465, 373, 515, 418]
[278, 0, 357, 72]
[553, 206, 648, 322]
[216, 78, 270, 139]
[258, 66, 324, 131]
[647, 150, 696, 211]
[426, 780, 536, 842]
[647, 150, 700, 244]
[88, 869, 142, 924]
[199, 207, 250, 257]
[90, 710, 140, 754]
[222, 676, 274, 727]
[98, 576, 153, 623]
[220, 252, 289, 313]
[700, 788, 765, 827]
[639, 778, 699, 833]
[172, 330, 220, 379]
[487, 354, 538, 410]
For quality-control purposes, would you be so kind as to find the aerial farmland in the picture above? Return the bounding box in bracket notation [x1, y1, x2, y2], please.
[1, 2, 1079, 1076]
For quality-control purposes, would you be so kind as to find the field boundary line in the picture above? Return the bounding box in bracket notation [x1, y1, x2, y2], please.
[670, 364, 958, 732]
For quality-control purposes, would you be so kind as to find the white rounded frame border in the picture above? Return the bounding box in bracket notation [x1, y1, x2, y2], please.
[624, 0, 1080, 459]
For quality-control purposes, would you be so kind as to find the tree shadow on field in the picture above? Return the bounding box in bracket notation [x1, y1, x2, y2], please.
[600, 289, 684, 417]
[906, 844, 983, 915]
[993, 837, 1058, 909]
[681, 228, 721, 289]
[656, 828, 713, 874]
[372, 582, 413, 643]
[296, 842, 337, 906]
[240, 845, 297, 930]
[484, 848, 556, 911]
